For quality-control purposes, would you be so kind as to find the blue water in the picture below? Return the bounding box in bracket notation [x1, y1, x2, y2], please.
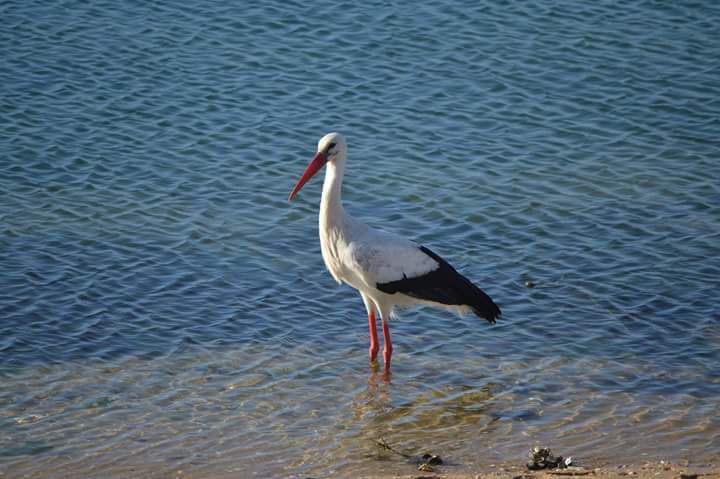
[2, 0, 719, 477]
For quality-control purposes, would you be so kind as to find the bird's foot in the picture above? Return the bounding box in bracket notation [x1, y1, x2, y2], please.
[369, 344, 379, 363]
[382, 345, 393, 371]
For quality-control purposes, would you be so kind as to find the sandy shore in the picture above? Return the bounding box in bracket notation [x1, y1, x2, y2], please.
[361, 461, 720, 479]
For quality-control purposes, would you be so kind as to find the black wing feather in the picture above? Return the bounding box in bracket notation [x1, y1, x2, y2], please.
[376, 246, 501, 324]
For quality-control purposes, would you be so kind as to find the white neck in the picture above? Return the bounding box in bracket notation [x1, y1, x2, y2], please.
[319, 153, 346, 229]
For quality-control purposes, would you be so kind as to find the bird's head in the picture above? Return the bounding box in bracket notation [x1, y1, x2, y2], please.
[288, 132, 346, 201]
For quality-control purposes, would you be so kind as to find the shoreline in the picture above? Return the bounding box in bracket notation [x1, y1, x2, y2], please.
[358, 460, 720, 479]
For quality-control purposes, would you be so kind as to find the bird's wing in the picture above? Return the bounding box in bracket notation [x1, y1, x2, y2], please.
[341, 222, 500, 323]
[375, 245, 501, 323]
[343, 225, 439, 286]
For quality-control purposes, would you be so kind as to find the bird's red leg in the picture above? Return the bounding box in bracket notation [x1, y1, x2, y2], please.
[368, 311, 379, 362]
[381, 315, 393, 371]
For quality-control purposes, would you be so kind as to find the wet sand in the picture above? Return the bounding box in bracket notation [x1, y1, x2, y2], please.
[363, 461, 720, 479]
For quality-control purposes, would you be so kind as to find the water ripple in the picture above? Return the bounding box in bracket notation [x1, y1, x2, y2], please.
[2, 0, 720, 476]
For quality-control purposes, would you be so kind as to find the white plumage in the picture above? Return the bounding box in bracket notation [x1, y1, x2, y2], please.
[289, 132, 500, 374]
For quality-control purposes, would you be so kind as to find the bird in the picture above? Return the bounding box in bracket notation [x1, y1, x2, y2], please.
[288, 132, 501, 373]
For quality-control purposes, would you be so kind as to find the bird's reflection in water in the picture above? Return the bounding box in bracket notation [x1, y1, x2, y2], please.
[352, 364, 393, 421]
[341, 364, 503, 470]
[339, 365, 398, 465]
[369, 361, 392, 385]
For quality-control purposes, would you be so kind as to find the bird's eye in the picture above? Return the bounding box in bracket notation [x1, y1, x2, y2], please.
[328, 142, 337, 150]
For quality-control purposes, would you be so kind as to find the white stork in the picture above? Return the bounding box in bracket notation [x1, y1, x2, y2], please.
[288, 132, 501, 373]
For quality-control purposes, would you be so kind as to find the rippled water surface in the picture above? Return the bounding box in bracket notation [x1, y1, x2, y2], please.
[2, 0, 720, 477]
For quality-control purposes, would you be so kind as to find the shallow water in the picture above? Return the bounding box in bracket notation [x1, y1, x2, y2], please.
[2, 0, 720, 477]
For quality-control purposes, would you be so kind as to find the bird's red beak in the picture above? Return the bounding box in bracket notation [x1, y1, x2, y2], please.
[288, 151, 327, 201]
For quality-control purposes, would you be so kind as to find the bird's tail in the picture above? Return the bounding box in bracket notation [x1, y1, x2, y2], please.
[416, 245, 501, 325]
[467, 282, 501, 324]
